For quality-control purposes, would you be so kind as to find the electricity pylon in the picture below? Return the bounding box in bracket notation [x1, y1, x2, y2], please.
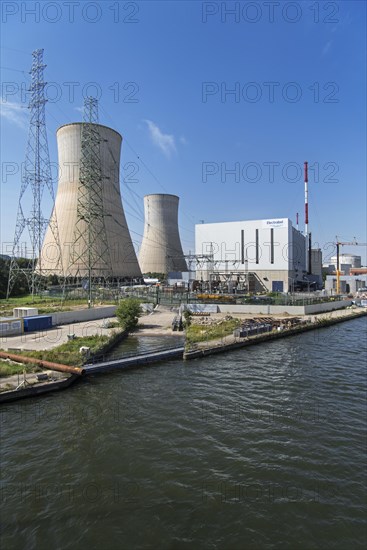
[7, 48, 63, 298]
[67, 97, 112, 305]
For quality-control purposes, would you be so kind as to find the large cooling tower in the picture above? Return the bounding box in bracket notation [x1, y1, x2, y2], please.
[40, 122, 142, 278]
[139, 194, 187, 274]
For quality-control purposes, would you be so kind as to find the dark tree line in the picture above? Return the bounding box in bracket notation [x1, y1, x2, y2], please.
[0, 257, 29, 299]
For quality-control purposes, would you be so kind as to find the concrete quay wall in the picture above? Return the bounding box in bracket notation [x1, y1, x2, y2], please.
[215, 300, 352, 316]
[184, 310, 366, 361]
[49, 300, 351, 327]
[51, 306, 117, 326]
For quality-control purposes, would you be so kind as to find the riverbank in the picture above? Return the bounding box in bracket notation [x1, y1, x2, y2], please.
[0, 370, 79, 403]
[0, 305, 365, 403]
[0, 330, 126, 397]
[184, 308, 367, 359]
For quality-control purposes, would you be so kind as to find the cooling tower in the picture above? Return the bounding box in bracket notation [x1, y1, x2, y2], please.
[139, 194, 187, 274]
[40, 122, 142, 278]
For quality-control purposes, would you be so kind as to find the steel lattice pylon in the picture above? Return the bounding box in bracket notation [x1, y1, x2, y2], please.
[67, 97, 112, 291]
[7, 48, 63, 298]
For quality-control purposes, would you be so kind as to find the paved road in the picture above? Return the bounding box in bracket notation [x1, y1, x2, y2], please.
[0, 307, 180, 352]
[0, 317, 118, 352]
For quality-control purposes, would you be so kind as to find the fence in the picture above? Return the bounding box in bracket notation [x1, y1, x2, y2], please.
[87, 342, 185, 365]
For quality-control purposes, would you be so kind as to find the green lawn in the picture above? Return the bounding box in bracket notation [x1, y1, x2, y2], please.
[186, 318, 241, 345]
[0, 334, 110, 369]
[0, 295, 116, 317]
[0, 360, 42, 378]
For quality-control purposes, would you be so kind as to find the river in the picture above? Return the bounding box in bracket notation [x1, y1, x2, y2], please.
[1, 317, 366, 549]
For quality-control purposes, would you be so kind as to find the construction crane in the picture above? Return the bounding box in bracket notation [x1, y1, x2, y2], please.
[334, 238, 367, 294]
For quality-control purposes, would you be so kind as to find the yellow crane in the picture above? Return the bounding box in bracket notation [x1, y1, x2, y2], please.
[335, 238, 367, 294]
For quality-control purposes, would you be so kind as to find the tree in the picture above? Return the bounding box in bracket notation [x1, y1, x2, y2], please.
[0, 257, 29, 299]
[115, 298, 142, 331]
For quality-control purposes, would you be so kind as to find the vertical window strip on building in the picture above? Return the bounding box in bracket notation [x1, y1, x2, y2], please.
[270, 228, 274, 264]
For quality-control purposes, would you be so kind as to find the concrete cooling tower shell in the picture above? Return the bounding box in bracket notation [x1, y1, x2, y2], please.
[139, 194, 187, 274]
[40, 122, 142, 278]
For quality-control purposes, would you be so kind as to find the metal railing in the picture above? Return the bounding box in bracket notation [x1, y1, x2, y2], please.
[87, 342, 185, 365]
[118, 289, 346, 307]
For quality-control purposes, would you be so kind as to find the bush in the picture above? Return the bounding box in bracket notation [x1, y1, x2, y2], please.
[183, 310, 192, 327]
[115, 298, 142, 331]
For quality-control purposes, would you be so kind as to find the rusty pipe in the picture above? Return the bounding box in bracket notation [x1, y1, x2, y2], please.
[0, 351, 85, 376]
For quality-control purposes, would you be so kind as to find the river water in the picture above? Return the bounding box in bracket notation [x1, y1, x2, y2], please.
[1, 317, 366, 550]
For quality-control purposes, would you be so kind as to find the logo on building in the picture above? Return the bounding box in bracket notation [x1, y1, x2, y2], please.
[263, 219, 285, 228]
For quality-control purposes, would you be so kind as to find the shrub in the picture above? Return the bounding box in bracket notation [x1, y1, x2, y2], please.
[115, 298, 142, 331]
[183, 310, 192, 327]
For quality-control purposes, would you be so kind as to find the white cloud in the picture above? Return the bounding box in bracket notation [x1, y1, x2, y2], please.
[179, 136, 188, 146]
[144, 119, 176, 157]
[75, 106, 84, 114]
[0, 99, 27, 128]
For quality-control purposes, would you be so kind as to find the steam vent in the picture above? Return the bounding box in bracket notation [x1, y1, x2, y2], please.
[40, 122, 142, 278]
[139, 194, 187, 274]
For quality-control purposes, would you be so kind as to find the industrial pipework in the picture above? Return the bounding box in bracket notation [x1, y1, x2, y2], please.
[0, 351, 85, 376]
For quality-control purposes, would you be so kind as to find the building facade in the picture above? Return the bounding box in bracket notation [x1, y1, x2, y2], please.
[325, 274, 367, 294]
[195, 218, 307, 292]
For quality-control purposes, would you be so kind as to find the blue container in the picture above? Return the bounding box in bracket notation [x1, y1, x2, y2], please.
[23, 315, 53, 333]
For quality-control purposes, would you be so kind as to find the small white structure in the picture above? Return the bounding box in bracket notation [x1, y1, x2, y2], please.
[13, 307, 38, 318]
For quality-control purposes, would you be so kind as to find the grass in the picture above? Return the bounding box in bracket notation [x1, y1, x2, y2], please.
[0, 295, 116, 317]
[186, 318, 241, 345]
[0, 334, 110, 369]
[0, 360, 42, 378]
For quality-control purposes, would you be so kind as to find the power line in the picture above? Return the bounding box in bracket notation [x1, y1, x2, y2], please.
[98, 103, 195, 235]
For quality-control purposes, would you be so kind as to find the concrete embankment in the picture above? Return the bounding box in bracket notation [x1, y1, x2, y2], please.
[0, 374, 79, 403]
[51, 306, 117, 326]
[184, 299, 353, 316]
[0, 352, 85, 403]
[184, 309, 367, 360]
[1, 308, 364, 403]
[84, 346, 185, 375]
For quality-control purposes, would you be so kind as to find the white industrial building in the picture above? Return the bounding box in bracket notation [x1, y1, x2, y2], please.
[195, 218, 308, 292]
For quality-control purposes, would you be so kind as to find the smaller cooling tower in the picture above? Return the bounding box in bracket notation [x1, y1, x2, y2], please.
[139, 194, 187, 274]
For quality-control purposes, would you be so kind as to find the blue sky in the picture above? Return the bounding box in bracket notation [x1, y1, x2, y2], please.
[1, 0, 366, 264]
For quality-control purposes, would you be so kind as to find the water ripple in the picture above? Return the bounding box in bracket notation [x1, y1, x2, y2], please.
[1, 317, 366, 550]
